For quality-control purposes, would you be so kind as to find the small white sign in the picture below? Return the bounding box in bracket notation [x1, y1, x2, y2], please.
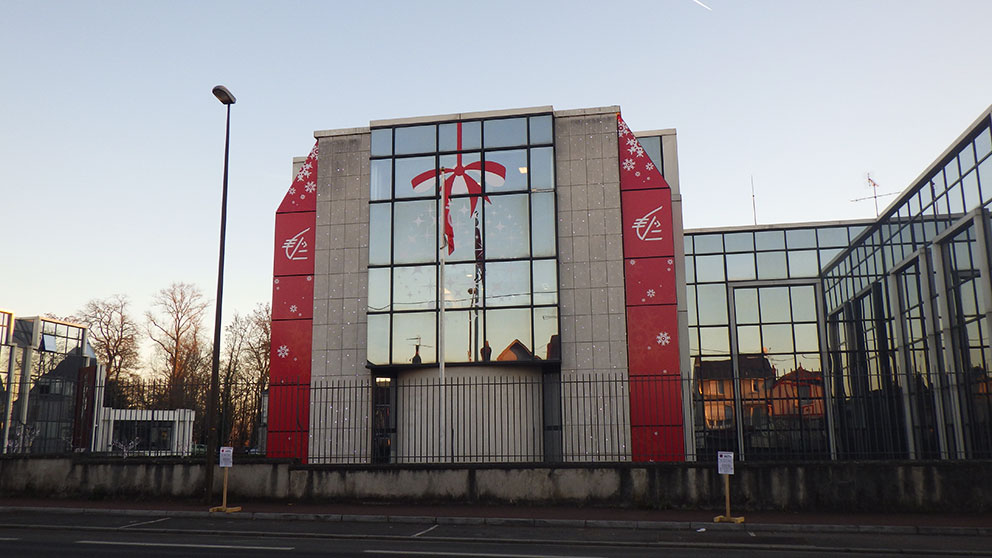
[717, 451, 734, 475]
[219, 446, 234, 468]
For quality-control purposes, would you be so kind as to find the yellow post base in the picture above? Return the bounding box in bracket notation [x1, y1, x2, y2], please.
[713, 514, 746, 524]
[713, 473, 745, 524]
[208, 468, 241, 513]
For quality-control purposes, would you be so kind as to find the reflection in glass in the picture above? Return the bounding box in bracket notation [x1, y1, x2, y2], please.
[369, 204, 392, 265]
[367, 314, 390, 365]
[757, 251, 788, 280]
[695, 254, 725, 283]
[394, 125, 436, 155]
[696, 284, 728, 325]
[794, 323, 819, 352]
[532, 259, 558, 305]
[762, 324, 794, 353]
[443, 197, 482, 263]
[485, 150, 528, 192]
[759, 287, 791, 323]
[530, 147, 555, 191]
[484, 118, 528, 148]
[485, 194, 530, 259]
[370, 159, 392, 200]
[395, 156, 436, 199]
[788, 250, 819, 277]
[439, 121, 481, 151]
[393, 265, 436, 310]
[726, 253, 756, 281]
[486, 261, 531, 306]
[698, 326, 730, 355]
[734, 288, 759, 324]
[371, 128, 392, 157]
[790, 286, 817, 322]
[444, 310, 475, 363]
[393, 200, 436, 264]
[392, 312, 436, 364]
[534, 307, 559, 360]
[736, 325, 761, 353]
[444, 262, 481, 309]
[531, 192, 557, 258]
[368, 268, 391, 312]
[486, 308, 533, 361]
[529, 115, 553, 145]
[638, 136, 662, 171]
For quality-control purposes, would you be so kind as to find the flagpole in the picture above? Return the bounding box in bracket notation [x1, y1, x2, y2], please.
[438, 166, 447, 463]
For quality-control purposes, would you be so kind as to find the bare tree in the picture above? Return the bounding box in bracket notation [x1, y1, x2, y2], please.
[145, 283, 210, 412]
[218, 303, 271, 450]
[74, 295, 142, 384]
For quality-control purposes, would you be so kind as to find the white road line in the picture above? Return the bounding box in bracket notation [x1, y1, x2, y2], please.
[364, 551, 604, 558]
[0, 537, 20, 541]
[121, 517, 170, 528]
[76, 540, 294, 551]
[411, 524, 439, 537]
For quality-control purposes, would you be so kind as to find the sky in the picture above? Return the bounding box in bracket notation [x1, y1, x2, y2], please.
[2, 0, 991, 351]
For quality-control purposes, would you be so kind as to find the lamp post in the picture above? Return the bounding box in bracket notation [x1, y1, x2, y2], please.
[206, 85, 235, 503]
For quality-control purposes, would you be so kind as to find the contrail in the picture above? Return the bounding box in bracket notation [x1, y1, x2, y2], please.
[692, 0, 713, 10]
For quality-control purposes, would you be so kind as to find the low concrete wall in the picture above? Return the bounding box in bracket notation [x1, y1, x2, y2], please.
[2, 457, 989, 512]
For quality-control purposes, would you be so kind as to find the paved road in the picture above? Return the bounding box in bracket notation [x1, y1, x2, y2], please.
[0, 509, 990, 557]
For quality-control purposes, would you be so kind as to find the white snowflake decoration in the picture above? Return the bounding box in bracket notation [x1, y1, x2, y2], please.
[622, 159, 635, 171]
[626, 138, 638, 147]
[304, 181, 316, 193]
[289, 305, 298, 313]
[618, 121, 630, 137]
[656, 332, 671, 346]
[646, 162, 655, 171]
[288, 187, 296, 195]
[277, 345, 290, 358]
[634, 145, 645, 157]
[646, 289, 655, 298]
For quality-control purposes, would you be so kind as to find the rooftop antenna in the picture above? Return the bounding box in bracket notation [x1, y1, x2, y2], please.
[750, 175, 757, 226]
[850, 173, 898, 217]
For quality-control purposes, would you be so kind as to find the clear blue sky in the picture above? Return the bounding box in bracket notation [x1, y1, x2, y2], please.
[2, 0, 991, 340]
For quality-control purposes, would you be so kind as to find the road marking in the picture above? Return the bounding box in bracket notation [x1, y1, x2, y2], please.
[0, 537, 20, 541]
[76, 540, 293, 551]
[411, 524, 439, 537]
[365, 551, 604, 558]
[121, 517, 170, 528]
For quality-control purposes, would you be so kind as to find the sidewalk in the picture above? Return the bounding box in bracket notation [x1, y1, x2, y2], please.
[2, 496, 991, 535]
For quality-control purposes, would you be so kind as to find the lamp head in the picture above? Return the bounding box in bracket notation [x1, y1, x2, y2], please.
[212, 85, 236, 105]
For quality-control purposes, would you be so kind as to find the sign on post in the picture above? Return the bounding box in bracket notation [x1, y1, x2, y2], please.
[219, 446, 233, 468]
[717, 451, 734, 475]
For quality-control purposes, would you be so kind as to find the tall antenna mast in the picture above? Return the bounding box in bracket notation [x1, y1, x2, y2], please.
[750, 175, 757, 226]
[867, 173, 880, 217]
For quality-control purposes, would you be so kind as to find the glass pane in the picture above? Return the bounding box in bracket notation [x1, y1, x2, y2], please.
[794, 323, 820, 352]
[367, 314, 390, 365]
[370, 128, 392, 157]
[684, 236, 694, 255]
[734, 288, 759, 324]
[960, 142, 976, 172]
[370, 159, 392, 201]
[736, 325, 762, 353]
[395, 156, 437, 199]
[696, 284, 728, 325]
[485, 149, 528, 192]
[723, 232, 753, 252]
[685, 257, 695, 283]
[529, 147, 555, 191]
[486, 308, 533, 360]
[762, 323, 794, 353]
[699, 326, 730, 354]
[788, 250, 819, 277]
[755, 230, 785, 251]
[393, 265, 436, 310]
[392, 312, 436, 364]
[976, 128, 992, 160]
[756, 251, 788, 280]
[687, 285, 697, 326]
[484, 118, 527, 148]
[638, 136, 662, 172]
[531, 192, 557, 258]
[533, 259, 558, 305]
[369, 203, 392, 265]
[486, 260, 531, 306]
[786, 228, 817, 249]
[444, 310, 475, 363]
[962, 170, 980, 211]
[439, 121, 481, 152]
[439, 152, 481, 194]
[819, 248, 843, 270]
[695, 254, 725, 282]
[693, 234, 723, 254]
[529, 115, 553, 145]
[485, 194, 530, 259]
[394, 125, 436, 155]
[790, 286, 817, 322]
[534, 307, 560, 360]
[817, 227, 849, 248]
[393, 200, 436, 264]
[368, 267, 391, 312]
[981, 157, 992, 205]
[726, 253, 756, 281]
[444, 196, 483, 263]
[444, 262, 481, 309]
[759, 287, 791, 323]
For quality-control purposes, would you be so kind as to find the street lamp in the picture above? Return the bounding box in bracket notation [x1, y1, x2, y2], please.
[206, 85, 235, 503]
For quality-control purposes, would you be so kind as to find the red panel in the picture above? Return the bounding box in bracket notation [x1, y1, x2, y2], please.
[630, 426, 684, 462]
[621, 188, 674, 259]
[629, 376, 684, 426]
[277, 143, 318, 213]
[267, 319, 312, 461]
[270, 319, 313, 383]
[624, 257, 677, 306]
[274, 212, 316, 276]
[617, 115, 670, 191]
[272, 275, 314, 320]
[626, 305, 680, 376]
